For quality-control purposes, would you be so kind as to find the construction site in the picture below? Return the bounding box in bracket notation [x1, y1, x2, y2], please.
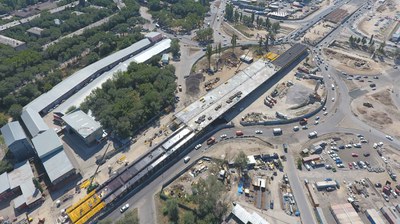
[236, 55, 326, 124]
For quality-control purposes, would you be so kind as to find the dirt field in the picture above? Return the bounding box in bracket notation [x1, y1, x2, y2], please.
[323, 47, 386, 74]
[357, 0, 400, 42]
[303, 21, 335, 45]
[158, 138, 300, 224]
[351, 88, 400, 137]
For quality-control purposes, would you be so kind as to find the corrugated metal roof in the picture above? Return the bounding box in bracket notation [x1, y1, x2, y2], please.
[365, 209, 385, 224]
[32, 129, 63, 159]
[331, 203, 363, 224]
[8, 161, 41, 207]
[0, 172, 10, 194]
[24, 38, 152, 113]
[21, 107, 49, 137]
[133, 39, 171, 63]
[231, 203, 270, 224]
[42, 149, 74, 183]
[62, 110, 101, 139]
[145, 32, 161, 38]
[0, 121, 28, 147]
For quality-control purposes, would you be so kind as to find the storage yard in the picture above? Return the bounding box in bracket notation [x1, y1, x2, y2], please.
[297, 132, 400, 223]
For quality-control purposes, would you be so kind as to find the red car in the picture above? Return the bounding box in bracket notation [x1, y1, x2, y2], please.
[351, 153, 359, 157]
[348, 163, 353, 169]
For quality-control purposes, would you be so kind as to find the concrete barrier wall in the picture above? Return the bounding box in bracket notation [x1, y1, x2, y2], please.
[240, 96, 327, 126]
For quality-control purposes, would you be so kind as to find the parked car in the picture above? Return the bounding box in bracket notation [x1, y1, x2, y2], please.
[120, 203, 129, 213]
[195, 144, 202, 150]
[255, 130, 263, 134]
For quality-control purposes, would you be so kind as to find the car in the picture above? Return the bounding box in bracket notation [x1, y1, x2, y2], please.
[315, 116, 320, 120]
[270, 200, 274, 209]
[332, 97, 335, 102]
[220, 134, 227, 139]
[323, 111, 328, 116]
[314, 120, 319, 125]
[255, 130, 263, 134]
[337, 163, 345, 168]
[375, 183, 382, 188]
[352, 153, 359, 157]
[302, 125, 308, 130]
[326, 187, 335, 192]
[195, 144, 202, 150]
[339, 145, 345, 149]
[120, 203, 129, 213]
[304, 179, 309, 184]
[348, 162, 353, 169]
[293, 126, 299, 131]
[325, 164, 332, 169]
[363, 153, 370, 157]
[386, 135, 394, 141]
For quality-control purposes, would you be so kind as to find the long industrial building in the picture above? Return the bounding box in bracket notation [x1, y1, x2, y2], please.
[65, 44, 308, 224]
[5, 33, 169, 189]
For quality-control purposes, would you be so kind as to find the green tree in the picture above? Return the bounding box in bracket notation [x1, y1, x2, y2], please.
[378, 41, 386, 54]
[264, 17, 271, 30]
[234, 10, 239, 23]
[394, 48, 400, 60]
[234, 151, 249, 176]
[297, 158, 302, 170]
[66, 106, 77, 114]
[361, 36, 367, 45]
[231, 34, 237, 55]
[206, 44, 213, 69]
[349, 35, 354, 46]
[166, 199, 179, 223]
[170, 38, 180, 58]
[264, 34, 269, 51]
[0, 160, 13, 174]
[218, 42, 222, 56]
[251, 12, 255, 24]
[271, 22, 280, 33]
[182, 211, 196, 224]
[225, 4, 234, 22]
[8, 104, 22, 119]
[369, 34, 374, 44]
[0, 113, 8, 127]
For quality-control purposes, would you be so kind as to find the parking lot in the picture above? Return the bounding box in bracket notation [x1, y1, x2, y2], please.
[298, 132, 400, 223]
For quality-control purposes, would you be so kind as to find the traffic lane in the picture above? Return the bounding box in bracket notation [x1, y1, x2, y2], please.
[106, 139, 207, 221]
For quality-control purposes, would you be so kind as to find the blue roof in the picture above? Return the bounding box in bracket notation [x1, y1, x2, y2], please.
[0, 121, 28, 147]
[32, 129, 63, 159]
[42, 149, 74, 183]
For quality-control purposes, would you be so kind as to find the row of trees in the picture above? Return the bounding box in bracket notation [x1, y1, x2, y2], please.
[0, 3, 145, 119]
[349, 34, 386, 54]
[81, 63, 177, 138]
[149, 0, 210, 31]
[225, 4, 280, 33]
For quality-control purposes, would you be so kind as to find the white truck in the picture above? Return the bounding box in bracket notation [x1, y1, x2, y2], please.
[308, 131, 318, 138]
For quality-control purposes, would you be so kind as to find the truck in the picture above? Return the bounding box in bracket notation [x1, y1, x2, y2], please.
[299, 118, 308, 125]
[207, 137, 216, 145]
[273, 128, 282, 136]
[283, 143, 288, 153]
[236, 130, 244, 136]
[308, 131, 318, 138]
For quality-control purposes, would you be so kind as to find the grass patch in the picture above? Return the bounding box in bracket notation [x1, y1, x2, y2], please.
[233, 24, 252, 38]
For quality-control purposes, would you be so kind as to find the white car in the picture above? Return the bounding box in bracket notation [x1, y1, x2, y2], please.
[332, 97, 335, 102]
[314, 120, 319, 125]
[302, 125, 308, 130]
[386, 135, 394, 141]
[293, 126, 299, 131]
[195, 144, 202, 150]
[220, 134, 227, 139]
[120, 203, 129, 213]
[255, 130, 263, 134]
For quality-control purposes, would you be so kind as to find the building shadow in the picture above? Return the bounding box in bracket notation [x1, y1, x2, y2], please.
[62, 132, 107, 161]
[48, 173, 82, 201]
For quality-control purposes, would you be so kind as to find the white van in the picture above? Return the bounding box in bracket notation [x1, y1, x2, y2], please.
[184, 156, 191, 163]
